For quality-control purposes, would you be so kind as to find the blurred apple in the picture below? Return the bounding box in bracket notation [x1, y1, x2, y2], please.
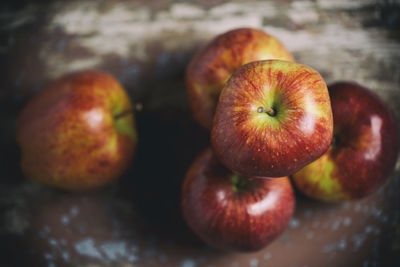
[292, 81, 399, 201]
[16, 70, 138, 191]
[181, 148, 295, 252]
[186, 28, 294, 129]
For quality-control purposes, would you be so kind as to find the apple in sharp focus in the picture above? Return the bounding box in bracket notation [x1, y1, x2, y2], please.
[16, 70, 138, 191]
[292, 81, 399, 201]
[211, 60, 333, 178]
[181, 148, 295, 252]
[186, 28, 294, 130]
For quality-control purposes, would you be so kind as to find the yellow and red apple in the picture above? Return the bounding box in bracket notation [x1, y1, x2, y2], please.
[292, 81, 399, 201]
[186, 28, 294, 130]
[16, 70, 138, 191]
[211, 60, 333, 178]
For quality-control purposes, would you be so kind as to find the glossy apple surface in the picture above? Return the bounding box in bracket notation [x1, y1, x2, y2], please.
[186, 28, 294, 130]
[211, 60, 333, 178]
[16, 70, 138, 191]
[181, 148, 295, 252]
[292, 81, 399, 201]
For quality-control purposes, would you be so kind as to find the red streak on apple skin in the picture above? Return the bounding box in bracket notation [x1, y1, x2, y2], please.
[181, 148, 295, 252]
[212, 60, 333, 178]
[328, 82, 398, 198]
[186, 28, 294, 130]
[16, 71, 137, 191]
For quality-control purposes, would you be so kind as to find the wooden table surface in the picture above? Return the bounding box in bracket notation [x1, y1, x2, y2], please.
[1, 0, 399, 266]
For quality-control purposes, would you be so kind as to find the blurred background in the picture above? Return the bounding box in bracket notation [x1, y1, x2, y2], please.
[0, 0, 399, 266]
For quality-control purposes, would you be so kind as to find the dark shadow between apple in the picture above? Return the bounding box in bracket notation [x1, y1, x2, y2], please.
[116, 106, 211, 249]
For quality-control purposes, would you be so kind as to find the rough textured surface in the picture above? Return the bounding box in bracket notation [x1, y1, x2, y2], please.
[0, 0, 399, 266]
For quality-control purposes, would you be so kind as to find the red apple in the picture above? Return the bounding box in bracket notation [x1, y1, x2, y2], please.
[292, 81, 399, 201]
[181, 148, 295, 252]
[211, 60, 333, 178]
[16, 70, 138, 191]
[186, 28, 294, 130]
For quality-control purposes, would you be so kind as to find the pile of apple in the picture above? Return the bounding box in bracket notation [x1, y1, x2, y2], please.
[16, 28, 398, 253]
[182, 28, 399, 251]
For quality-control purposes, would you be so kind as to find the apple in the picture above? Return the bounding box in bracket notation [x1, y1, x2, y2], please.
[16, 70, 138, 191]
[211, 60, 333, 178]
[181, 148, 295, 252]
[292, 81, 399, 201]
[186, 28, 294, 130]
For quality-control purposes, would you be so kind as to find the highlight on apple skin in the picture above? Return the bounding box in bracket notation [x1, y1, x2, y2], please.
[211, 59, 333, 178]
[186, 27, 294, 130]
[181, 148, 295, 252]
[292, 81, 399, 202]
[16, 70, 138, 191]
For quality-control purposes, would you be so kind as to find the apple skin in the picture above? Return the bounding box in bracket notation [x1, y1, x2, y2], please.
[292, 81, 399, 201]
[181, 148, 295, 252]
[16, 70, 138, 191]
[186, 28, 294, 130]
[211, 60, 333, 178]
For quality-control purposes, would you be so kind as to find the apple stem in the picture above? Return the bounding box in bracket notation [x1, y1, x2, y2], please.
[114, 109, 134, 120]
[114, 103, 143, 120]
[257, 106, 276, 116]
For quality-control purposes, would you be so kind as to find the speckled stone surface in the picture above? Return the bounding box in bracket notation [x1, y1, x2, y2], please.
[0, 0, 399, 266]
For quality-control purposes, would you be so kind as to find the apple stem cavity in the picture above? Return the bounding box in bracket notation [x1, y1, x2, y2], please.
[230, 174, 254, 193]
[257, 106, 276, 117]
